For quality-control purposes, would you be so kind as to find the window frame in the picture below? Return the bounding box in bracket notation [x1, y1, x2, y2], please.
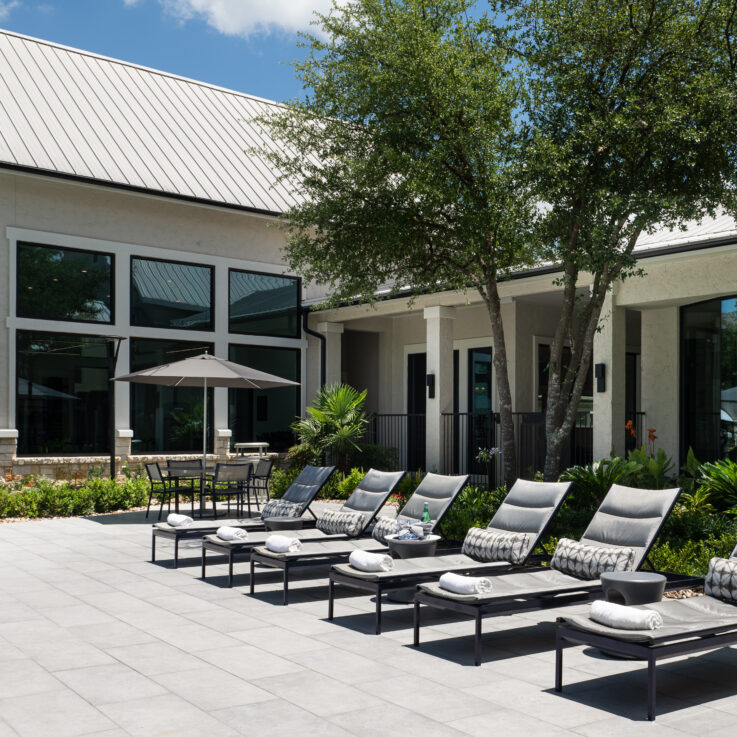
[228, 267, 301, 339]
[16, 241, 115, 325]
[130, 254, 215, 332]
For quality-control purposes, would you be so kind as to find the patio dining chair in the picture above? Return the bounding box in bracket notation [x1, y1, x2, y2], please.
[145, 462, 195, 520]
[205, 463, 252, 519]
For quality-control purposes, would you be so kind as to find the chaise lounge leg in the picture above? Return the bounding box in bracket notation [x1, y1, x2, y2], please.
[474, 611, 482, 666]
[151, 533, 156, 562]
[555, 630, 563, 692]
[174, 538, 179, 569]
[228, 550, 234, 588]
[413, 601, 421, 647]
[648, 653, 657, 721]
[201, 546, 207, 579]
[283, 564, 289, 606]
[250, 557, 255, 594]
[375, 589, 382, 635]
[328, 578, 334, 620]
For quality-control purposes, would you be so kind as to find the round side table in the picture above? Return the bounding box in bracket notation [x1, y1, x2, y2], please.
[263, 517, 304, 532]
[600, 571, 666, 605]
[385, 534, 440, 559]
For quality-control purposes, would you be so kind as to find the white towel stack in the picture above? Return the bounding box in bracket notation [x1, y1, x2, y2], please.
[589, 600, 664, 630]
[438, 572, 493, 596]
[167, 513, 193, 528]
[348, 550, 394, 572]
[216, 526, 248, 541]
[265, 535, 303, 553]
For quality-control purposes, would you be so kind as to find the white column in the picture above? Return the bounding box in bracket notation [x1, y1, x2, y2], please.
[424, 306, 456, 471]
[317, 322, 344, 385]
[213, 263, 230, 440]
[593, 291, 627, 459]
[641, 306, 679, 462]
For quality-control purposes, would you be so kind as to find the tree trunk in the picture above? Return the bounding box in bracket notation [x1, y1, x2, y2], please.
[484, 279, 517, 488]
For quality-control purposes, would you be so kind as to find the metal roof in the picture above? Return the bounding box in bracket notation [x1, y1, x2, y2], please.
[0, 28, 302, 214]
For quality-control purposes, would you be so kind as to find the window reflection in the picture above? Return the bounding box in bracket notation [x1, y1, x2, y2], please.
[16, 331, 111, 454]
[17, 243, 113, 323]
[229, 269, 299, 337]
[131, 257, 213, 331]
[130, 339, 213, 452]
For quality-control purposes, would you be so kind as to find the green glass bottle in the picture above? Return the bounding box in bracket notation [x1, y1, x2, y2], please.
[421, 502, 431, 523]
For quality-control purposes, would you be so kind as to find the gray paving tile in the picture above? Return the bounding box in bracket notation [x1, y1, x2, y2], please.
[331, 703, 469, 737]
[0, 659, 63, 698]
[55, 662, 168, 705]
[104, 640, 199, 676]
[196, 643, 304, 680]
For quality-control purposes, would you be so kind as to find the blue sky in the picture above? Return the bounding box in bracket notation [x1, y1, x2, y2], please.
[0, 0, 333, 101]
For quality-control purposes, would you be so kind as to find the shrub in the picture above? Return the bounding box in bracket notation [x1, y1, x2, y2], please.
[559, 456, 640, 509]
[698, 458, 737, 511]
[649, 534, 737, 577]
[438, 485, 507, 543]
[627, 445, 676, 489]
[268, 466, 302, 499]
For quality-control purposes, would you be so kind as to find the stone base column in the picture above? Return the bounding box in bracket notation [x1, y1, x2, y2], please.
[115, 429, 133, 475]
[0, 430, 18, 481]
[215, 429, 232, 461]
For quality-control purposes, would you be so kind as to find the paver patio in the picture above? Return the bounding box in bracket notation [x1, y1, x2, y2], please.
[0, 505, 736, 736]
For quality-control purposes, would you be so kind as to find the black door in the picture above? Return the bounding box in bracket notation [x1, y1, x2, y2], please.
[407, 353, 426, 471]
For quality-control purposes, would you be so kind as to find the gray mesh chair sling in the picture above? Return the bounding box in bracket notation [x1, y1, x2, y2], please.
[205, 463, 251, 519]
[413, 484, 682, 665]
[247, 469, 406, 604]
[327, 479, 572, 634]
[200, 464, 339, 586]
[151, 464, 335, 568]
[555, 542, 737, 721]
[249, 472, 469, 609]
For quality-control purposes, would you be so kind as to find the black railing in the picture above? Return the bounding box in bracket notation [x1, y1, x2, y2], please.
[366, 413, 426, 472]
[442, 411, 593, 486]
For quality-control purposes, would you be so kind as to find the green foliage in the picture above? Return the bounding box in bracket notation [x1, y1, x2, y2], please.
[335, 468, 366, 500]
[391, 471, 424, 509]
[699, 459, 737, 511]
[649, 534, 737, 577]
[627, 445, 676, 489]
[291, 383, 369, 472]
[559, 456, 640, 509]
[0, 476, 149, 518]
[268, 466, 302, 499]
[439, 485, 507, 543]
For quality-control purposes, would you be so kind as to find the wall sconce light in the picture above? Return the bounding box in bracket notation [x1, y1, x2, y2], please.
[426, 373, 435, 399]
[594, 363, 606, 393]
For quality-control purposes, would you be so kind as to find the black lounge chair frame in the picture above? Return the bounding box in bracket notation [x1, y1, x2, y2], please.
[328, 478, 572, 634]
[412, 484, 683, 665]
[250, 471, 467, 607]
[555, 597, 727, 722]
[151, 464, 332, 568]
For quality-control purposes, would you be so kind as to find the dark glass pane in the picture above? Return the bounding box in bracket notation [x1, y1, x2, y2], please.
[229, 270, 299, 337]
[468, 347, 492, 413]
[131, 258, 213, 330]
[130, 339, 213, 452]
[16, 331, 110, 454]
[723, 298, 737, 459]
[537, 344, 593, 418]
[228, 345, 300, 452]
[17, 243, 112, 323]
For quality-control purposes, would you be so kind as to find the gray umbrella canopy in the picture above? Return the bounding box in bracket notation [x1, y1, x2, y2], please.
[114, 353, 300, 389]
[114, 353, 299, 468]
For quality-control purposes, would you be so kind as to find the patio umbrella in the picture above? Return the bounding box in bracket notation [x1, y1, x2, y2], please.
[114, 353, 299, 468]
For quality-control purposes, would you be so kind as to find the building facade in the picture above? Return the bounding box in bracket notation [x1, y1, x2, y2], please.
[1, 29, 736, 481]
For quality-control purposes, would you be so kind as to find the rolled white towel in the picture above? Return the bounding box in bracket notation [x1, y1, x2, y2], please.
[265, 534, 303, 553]
[348, 549, 393, 572]
[167, 513, 193, 528]
[589, 599, 663, 630]
[216, 526, 248, 541]
[439, 572, 493, 596]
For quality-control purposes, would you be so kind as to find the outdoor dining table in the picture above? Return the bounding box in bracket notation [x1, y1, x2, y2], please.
[162, 465, 217, 517]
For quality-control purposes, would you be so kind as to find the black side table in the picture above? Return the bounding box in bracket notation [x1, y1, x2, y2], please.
[600, 571, 667, 605]
[263, 517, 304, 532]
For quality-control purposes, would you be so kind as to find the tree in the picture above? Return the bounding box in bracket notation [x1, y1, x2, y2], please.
[260, 0, 737, 483]
[503, 0, 737, 477]
[262, 0, 538, 484]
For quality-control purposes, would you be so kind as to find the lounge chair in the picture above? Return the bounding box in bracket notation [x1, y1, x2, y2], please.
[555, 545, 737, 721]
[151, 464, 335, 568]
[327, 478, 572, 634]
[413, 484, 681, 665]
[201, 468, 404, 587]
[248, 472, 470, 607]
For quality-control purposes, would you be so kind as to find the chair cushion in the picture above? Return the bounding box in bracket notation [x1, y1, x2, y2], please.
[461, 528, 532, 565]
[550, 538, 635, 580]
[261, 499, 303, 518]
[316, 509, 365, 537]
[705, 556, 737, 603]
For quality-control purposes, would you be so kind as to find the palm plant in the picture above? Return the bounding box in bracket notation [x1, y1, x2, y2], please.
[291, 383, 369, 472]
[699, 459, 737, 512]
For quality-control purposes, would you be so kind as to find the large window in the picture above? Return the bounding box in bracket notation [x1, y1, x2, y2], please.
[228, 344, 300, 451]
[229, 269, 300, 337]
[17, 242, 113, 323]
[130, 339, 213, 452]
[131, 257, 213, 331]
[16, 331, 111, 454]
[682, 297, 737, 461]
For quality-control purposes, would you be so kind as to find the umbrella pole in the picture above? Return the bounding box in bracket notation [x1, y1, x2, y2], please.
[202, 376, 208, 470]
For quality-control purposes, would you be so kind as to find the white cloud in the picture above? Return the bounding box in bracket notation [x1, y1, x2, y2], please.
[0, 1, 20, 20]
[158, 0, 340, 37]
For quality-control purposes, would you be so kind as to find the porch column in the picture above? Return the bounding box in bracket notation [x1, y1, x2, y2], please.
[424, 306, 456, 472]
[0, 429, 17, 481]
[640, 306, 679, 462]
[317, 322, 344, 385]
[593, 291, 627, 459]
